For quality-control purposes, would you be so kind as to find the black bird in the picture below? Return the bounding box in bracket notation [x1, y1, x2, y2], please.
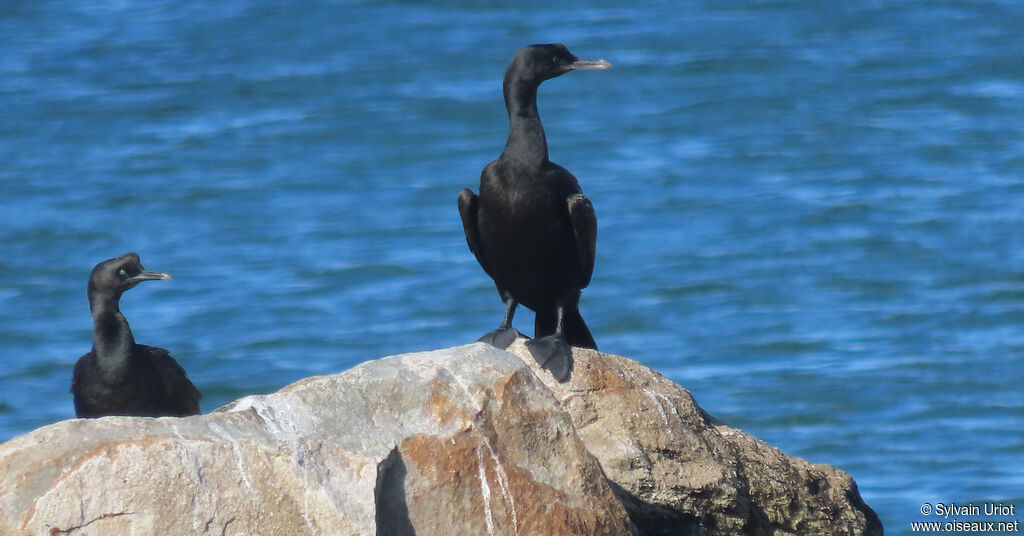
[458, 43, 610, 381]
[71, 253, 200, 417]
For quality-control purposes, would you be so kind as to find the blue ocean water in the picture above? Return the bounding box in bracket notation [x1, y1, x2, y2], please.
[2, 1, 1022, 532]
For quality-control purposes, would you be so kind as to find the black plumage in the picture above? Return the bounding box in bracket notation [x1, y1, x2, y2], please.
[71, 253, 200, 418]
[458, 43, 610, 381]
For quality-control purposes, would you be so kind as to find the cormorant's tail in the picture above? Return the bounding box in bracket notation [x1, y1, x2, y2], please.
[564, 307, 597, 350]
[535, 306, 597, 350]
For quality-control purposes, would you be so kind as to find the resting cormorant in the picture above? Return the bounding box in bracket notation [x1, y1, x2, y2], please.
[458, 43, 610, 382]
[71, 253, 200, 417]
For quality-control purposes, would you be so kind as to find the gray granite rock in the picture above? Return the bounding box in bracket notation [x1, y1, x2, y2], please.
[0, 342, 881, 535]
[0, 344, 631, 536]
[504, 338, 882, 536]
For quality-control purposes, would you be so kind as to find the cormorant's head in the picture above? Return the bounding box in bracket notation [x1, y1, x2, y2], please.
[88, 253, 171, 303]
[509, 43, 611, 84]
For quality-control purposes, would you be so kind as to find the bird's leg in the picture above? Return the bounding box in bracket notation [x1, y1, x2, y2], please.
[477, 295, 523, 349]
[525, 304, 573, 382]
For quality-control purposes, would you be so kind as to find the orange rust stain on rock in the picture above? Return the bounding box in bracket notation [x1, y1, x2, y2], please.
[48, 435, 175, 491]
[21, 438, 168, 532]
[398, 432, 489, 534]
[19, 503, 37, 533]
[426, 379, 460, 425]
[492, 368, 536, 402]
[401, 432, 477, 484]
[399, 427, 630, 536]
[590, 365, 635, 397]
[480, 448, 630, 536]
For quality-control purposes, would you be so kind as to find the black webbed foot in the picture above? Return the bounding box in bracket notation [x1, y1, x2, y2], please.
[477, 326, 523, 349]
[526, 335, 573, 382]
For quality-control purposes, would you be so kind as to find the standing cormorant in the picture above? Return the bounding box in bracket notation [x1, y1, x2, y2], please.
[458, 43, 611, 382]
[71, 253, 201, 417]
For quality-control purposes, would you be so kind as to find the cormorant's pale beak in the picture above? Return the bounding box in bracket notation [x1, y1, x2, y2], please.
[569, 59, 612, 71]
[129, 270, 171, 283]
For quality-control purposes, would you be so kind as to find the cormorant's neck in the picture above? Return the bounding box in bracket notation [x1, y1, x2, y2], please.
[501, 71, 548, 166]
[89, 294, 135, 380]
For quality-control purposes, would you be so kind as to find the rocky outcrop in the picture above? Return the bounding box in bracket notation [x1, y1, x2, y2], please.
[0, 342, 881, 536]
[0, 345, 631, 536]
[504, 339, 883, 536]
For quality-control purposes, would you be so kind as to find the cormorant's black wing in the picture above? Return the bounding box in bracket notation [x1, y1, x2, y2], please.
[70, 354, 87, 394]
[458, 188, 493, 277]
[70, 352, 94, 417]
[141, 345, 201, 416]
[567, 194, 597, 288]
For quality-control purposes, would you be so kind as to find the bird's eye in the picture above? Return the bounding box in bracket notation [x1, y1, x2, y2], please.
[552, 56, 558, 65]
[118, 269, 127, 277]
